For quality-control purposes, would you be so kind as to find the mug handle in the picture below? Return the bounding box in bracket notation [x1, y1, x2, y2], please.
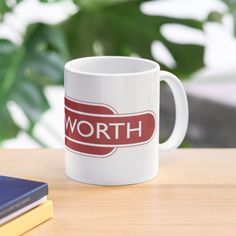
[159, 71, 189, 154]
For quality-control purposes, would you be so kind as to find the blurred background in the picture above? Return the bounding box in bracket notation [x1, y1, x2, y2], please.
[0, 0, 235, 148]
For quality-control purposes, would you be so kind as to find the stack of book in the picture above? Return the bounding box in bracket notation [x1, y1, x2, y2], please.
[0, 175, 53, 235]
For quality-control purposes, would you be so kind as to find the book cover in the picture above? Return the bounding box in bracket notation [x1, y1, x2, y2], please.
[0, 176, 48, 219]
[0, 196, 47, 225]
[0, 200, 53, 236]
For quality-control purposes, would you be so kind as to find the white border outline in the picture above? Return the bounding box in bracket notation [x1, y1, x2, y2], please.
[65, 95, 117, 114]
[64, 96, 157, 157]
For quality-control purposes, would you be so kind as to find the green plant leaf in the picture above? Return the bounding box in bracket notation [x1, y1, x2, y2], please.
[0, 24, 68, 142]
[75, 0, 133, 10]
[0, 0, 206, 145]
[0, 104, 19, 142]
[39, 0, 63, 2]
[62, 0, 204, 78]
[0, 0, 22, 20]
[0, 39, 20, 141]
[221, 0, 236, 35]
[0, 1, 11, 17]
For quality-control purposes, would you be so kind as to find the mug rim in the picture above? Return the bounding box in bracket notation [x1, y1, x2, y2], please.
[64, 56, 160, 77]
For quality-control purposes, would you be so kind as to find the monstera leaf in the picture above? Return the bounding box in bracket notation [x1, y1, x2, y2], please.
[0, 0, 22, 19]
[221, 0, 236, 35]
[0, 1, 11, 16]
[0, 0, 206, 145]
[0, 24, 68, 143]
[62, 0, 204, 78]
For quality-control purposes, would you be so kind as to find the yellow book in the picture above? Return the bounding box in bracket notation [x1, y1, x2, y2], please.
[0, 200, 53, 236]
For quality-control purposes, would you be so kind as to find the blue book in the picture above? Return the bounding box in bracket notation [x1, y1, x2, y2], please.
[0, 176, 48, 220]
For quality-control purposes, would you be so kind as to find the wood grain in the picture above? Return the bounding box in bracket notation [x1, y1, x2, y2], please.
[0, 149, 236, 236]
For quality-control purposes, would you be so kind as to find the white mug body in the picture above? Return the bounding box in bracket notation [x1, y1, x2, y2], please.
[64, 56, 187, 185]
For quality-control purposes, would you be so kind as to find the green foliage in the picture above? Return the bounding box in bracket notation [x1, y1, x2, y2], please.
[63, 0, 204, 78]
[0, 0, 206, 145]
[75, 0, 134, 10]
[0, 24, 68, 142]
[222, 0, 236, 35]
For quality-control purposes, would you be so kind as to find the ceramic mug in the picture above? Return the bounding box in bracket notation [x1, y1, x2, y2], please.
[64, 56, 188, 185]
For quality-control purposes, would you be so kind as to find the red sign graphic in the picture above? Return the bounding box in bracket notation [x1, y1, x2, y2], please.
[65, 96, 156, 157]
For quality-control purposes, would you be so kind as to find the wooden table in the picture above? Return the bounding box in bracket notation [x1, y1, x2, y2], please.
[1, 149, 236, 236]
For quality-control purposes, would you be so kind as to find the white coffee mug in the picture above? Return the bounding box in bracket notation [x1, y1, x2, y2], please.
[64, 56, 188, 185]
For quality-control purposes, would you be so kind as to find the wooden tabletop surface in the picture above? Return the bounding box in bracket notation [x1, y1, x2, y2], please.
[0, 149, 236, 236]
